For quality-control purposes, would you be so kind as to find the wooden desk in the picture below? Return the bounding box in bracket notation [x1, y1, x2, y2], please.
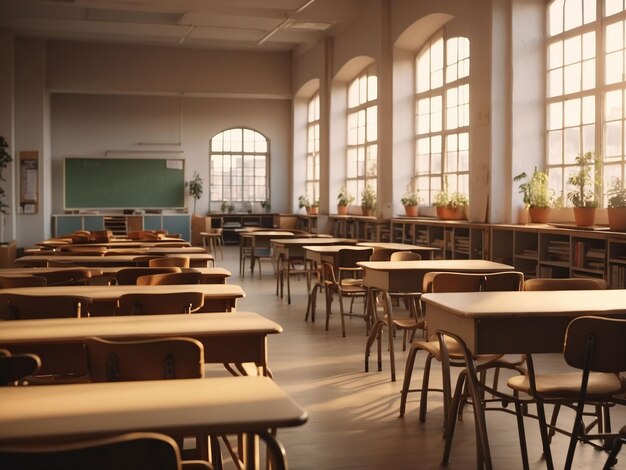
[356, 242, 440, 259]
[0, 376, 307, 469]
[359, 260, 514, 381]
[0, 284, 245, 314]
[420, 290, 626, 469]
[15, 253, 214, 268]
[0, 266, 231, 284]
[272, 238, 357, 303]
[0, 311, 280, 377]
[239, 231, 294, 277]
[304, 245, 373, 266]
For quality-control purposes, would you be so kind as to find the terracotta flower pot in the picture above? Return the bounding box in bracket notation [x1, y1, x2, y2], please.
[608, 207, 626, 231]
[361, 207, 374, 217]
[436, 205, 465, 220]
[337, 205, 348, 215]
[573, 207, 596, 227]
[528, 207, 550, 224]
[308, 206, 319, 215]
[404, 205, 418, 217]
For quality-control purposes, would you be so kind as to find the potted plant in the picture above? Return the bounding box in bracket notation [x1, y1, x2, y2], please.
[0, 136, 13, 243]
[185, 171, 203, 214]
[309, 199, 319, 215]
[298, 194, 312, 214]
[434, 189, 468, 220]
[401, 185, 420, 217]
[607, 177, 626, 231]
[337, 185, 354, 215]
[567, 151, 601, 227]
[514, 167, 553, 223]
[260, 200, 271, 213]
[361, 184, 376, 216]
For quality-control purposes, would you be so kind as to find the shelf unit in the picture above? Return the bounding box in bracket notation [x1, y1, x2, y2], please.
[209, 213, 274, 244]
[392, 218, 626, 287]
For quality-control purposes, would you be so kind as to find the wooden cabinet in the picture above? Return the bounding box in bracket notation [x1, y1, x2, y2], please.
[52, 214, 191, 241]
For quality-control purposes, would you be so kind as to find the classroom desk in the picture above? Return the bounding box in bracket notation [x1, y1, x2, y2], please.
[239, 231, 294, 277]
[356, 241, 440, 259]
[0, 376, 308, 470]
[0, 266, 231, 284]
[0, 284, 245, 314]
[0, 311, 281, 378]
[303, 244, 373, 266]
[359, 260, 514, 381]
[14, 253, 215, 268]
[272, 238, 357, 303]
[420, 289, 626, 469]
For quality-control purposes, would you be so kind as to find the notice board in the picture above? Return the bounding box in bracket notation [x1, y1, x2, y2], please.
[64, 158, 185, 209]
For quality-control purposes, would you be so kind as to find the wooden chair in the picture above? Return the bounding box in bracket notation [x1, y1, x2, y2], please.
[369, 247, 397, 261]
[0, 293, 93, 320]
[0, 275, 47, 288]
[85, 337, 205, 382]
[84, 337, 215, 466]
[389, 251, 422, 261]
[322, 248, 373, 337]
[201, 229, 224, 260]
[523, 277, 607, 291]
[114, 267, 181, 285]
[116, 292, 204, 315]
[507, 316, 626, 469]
[148, 257, 191, 268]
[136, 272, 203, 286]
[0, 432, 211, 470]
[0, 351, 41, 386]
[399, 271, 525, 423]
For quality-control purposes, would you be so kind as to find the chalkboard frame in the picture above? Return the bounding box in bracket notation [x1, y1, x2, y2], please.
[64, 157, 186, 210]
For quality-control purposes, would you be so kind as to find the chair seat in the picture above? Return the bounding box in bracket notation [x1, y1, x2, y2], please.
[416, 336, 503, 364]
[507, 371, 626, 398]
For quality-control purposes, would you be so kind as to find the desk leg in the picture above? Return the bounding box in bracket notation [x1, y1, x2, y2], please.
[439, 330, 493, 470]
[383, 292, 397, 382]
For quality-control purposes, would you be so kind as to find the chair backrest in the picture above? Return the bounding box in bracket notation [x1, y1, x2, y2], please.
[148, 257, 190, 268]
[389, 251, 422, 261]
[116, 292, 204, 315]
[114, 267, 181, 285]
[136, 272, 202, 286]
[523, 277, 607, 291]
[85, 337, 205, 382]
[0, 352, 41, 386]
[0, 432, 185, 470]
[0, 293, 93, 320]
[563, 316, 626, 373]
[37, 269, 92, 286]
[423, 271, 524, 293]
[369, 248, 397, 261]
[0, 275, 47, 288]
[337, 248, 374, 268]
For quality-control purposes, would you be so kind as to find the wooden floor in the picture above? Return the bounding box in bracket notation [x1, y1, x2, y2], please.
[216, 245, 625, 469]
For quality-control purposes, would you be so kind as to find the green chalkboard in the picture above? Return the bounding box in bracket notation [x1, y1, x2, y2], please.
[64, 158, 185, 209]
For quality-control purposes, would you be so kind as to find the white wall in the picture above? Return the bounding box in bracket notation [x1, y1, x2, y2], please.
[50, 93, 291, 215]
[10, 37, 294, 246]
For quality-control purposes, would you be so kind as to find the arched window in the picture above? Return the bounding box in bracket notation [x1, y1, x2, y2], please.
[346, 66, 378, 205]
[209, 128, 269, 208]
[306, 93, 320, 203]
[547, 0, 626, 205]
[415, 31, 470, 204]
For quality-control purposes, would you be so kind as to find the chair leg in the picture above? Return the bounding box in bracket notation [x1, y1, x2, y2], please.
[418, 353, 434, 423]
[364, 320, 382, 373]
[514, 401, 530, 470]
[399, 342, 420, 417]
[442, 371, 467, 464]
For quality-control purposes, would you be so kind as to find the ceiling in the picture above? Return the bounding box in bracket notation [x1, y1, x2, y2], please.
[0, 0, 363, 53]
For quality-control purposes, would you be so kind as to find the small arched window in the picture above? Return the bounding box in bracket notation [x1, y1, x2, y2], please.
[209, 128, 269, 207]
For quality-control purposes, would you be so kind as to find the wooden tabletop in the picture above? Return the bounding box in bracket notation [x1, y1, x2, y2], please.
[15, 253, 214, 267]
[356, 242, 440, 252]
[0, 311, 280, 376]
[0, 376, 307, 443]
[358, 260, 514, 292]
[272, 237, 356, 247]
[421, 289, 626, 354]
[0, 284, 245, 314]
